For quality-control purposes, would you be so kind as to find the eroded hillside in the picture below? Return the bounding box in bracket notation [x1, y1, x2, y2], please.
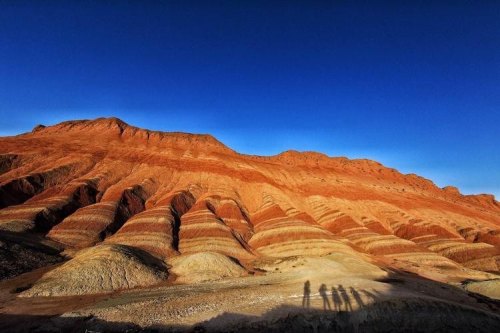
[1, 117, 499, 332]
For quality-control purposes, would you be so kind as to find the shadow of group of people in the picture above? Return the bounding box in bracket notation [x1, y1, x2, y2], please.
[302, 280, 380, 311]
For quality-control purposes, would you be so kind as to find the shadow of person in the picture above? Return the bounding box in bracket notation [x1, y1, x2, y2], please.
[319, 283, 331, 311]
[338, 285, 352, 311]
[331, 286, 342, 312]
[349, 287, 365, 308]
[302, 280, 311, 308]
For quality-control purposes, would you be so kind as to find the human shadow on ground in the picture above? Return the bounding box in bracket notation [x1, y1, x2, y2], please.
[330, 284, 376, 312]
[2, 297, 500, 333]
[2, 271, 500, 332]
[319, 283, 331, 311]
[302, 280, 310, 308]
[331, 286, 342, 312]
[337, 285, 352, 311]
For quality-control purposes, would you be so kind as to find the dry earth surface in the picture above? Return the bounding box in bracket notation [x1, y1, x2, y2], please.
[0, 117, 499, 332]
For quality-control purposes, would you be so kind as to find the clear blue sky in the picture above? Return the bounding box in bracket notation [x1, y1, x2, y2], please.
[0, 1, 499, 198]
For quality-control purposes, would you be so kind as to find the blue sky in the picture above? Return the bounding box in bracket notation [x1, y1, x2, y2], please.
[0, 1, 499, 198]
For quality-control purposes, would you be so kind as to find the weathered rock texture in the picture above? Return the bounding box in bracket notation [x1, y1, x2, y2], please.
[0, 117, 499, 294]
[168, 251, 247, 283]
[21, 244, 167, 296]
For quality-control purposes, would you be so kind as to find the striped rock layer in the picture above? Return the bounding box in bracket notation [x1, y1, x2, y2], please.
[0, 117, 499, 279]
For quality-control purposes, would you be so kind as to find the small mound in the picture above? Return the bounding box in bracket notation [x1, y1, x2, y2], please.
[168, 252, 247, 283]
[21, 244, 167, 296]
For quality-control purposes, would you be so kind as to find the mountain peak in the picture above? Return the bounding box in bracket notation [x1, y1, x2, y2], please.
[34, 117, 129, 134]
[9, 117, 498, 204]
[29, 117, 230, 153]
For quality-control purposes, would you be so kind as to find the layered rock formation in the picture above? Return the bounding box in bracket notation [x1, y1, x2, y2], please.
[21, 244, 167, 296]
[0, 117, 499, 295]
[168, 251, 247, 284]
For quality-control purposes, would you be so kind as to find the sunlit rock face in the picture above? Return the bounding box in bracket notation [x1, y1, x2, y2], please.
[1, 117, 499, 295]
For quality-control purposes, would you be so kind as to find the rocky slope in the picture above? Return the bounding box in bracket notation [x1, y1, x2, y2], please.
[0, 118, 499, 284]
[21, 244, 167, 297]
[0, 117, 499, 331]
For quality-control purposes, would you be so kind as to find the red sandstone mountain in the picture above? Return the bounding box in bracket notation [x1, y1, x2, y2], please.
[1, 117, 498, 267]
[1, 117, 500, 331]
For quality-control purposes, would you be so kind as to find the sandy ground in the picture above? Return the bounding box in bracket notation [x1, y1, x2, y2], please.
[1, 253, 500, 332]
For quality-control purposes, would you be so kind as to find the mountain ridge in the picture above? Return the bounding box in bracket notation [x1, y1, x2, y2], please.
[0, 116, 499, 283]
[10, 117, 496, 202]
